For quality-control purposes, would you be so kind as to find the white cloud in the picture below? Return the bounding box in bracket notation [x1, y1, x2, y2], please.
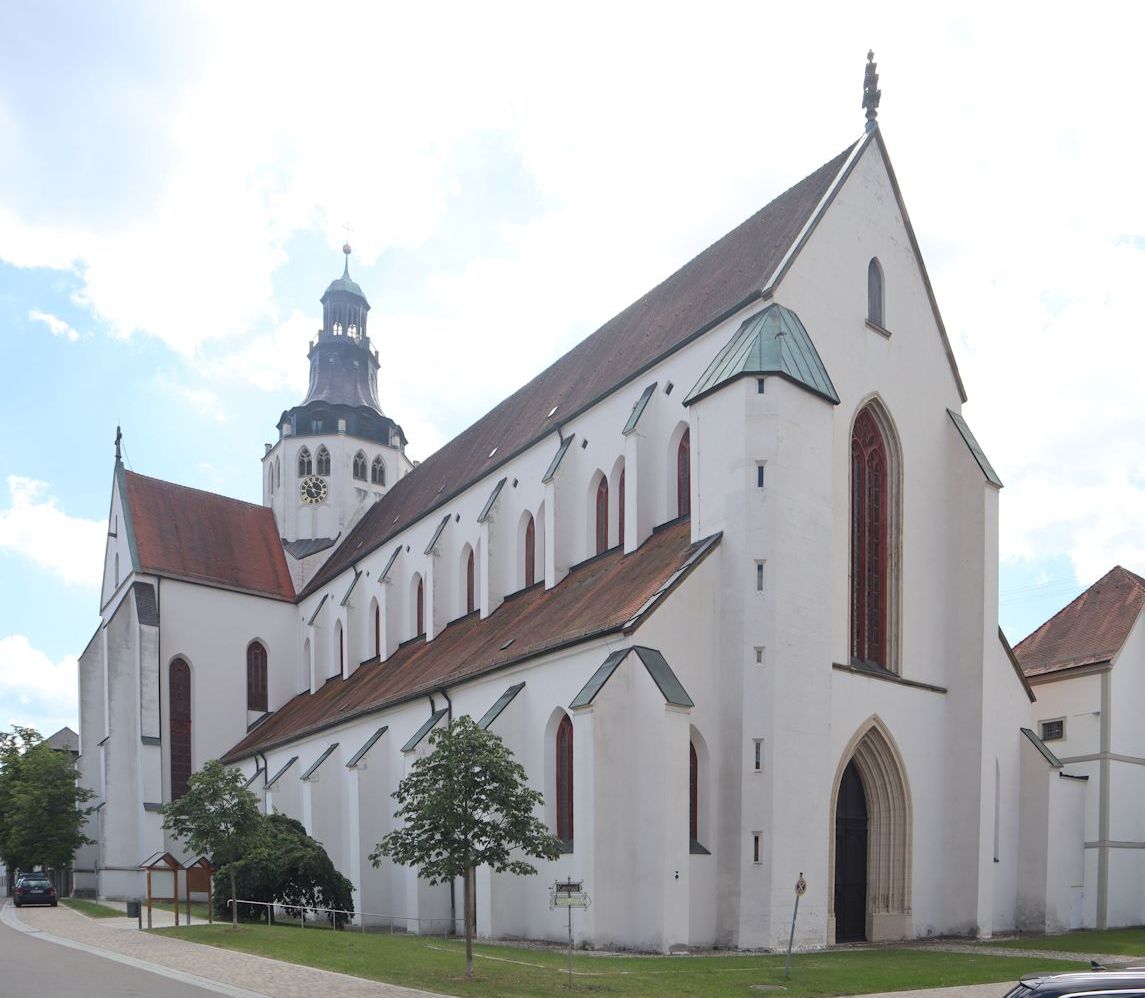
[0, 477, 105, 587]
[0, 635, 78, 736]
[150, 374, 229, 424]
[27, 309, 82, 342]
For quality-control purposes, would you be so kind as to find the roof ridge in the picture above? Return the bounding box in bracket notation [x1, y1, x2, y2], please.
[302, 143, 856, 596]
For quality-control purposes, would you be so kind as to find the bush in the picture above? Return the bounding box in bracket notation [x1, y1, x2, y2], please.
[215, 812, 354, 927]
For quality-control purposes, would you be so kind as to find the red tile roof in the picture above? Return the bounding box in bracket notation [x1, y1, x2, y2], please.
[221, 518, 719, 762]
[302, 146, 854, 596]
[123, 470, 295, 601]
[1014, 566, 1145, 678]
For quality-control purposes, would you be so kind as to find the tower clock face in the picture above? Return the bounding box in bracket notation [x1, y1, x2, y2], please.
[300, 475, 328, 505]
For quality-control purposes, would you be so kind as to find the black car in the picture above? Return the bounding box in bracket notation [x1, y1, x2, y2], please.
[12, 875, 57, 907]
[1005, 968, 1145, 996]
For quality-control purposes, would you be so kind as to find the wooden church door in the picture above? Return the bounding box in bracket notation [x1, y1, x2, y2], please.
[834, 760, 868, 941]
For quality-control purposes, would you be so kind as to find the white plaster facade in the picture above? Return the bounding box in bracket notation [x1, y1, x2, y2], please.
[76, 125, 1097, 950]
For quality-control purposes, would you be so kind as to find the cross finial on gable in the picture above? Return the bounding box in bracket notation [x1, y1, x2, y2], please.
[863, 50, 881, 133]
[115, 425, 123, 463]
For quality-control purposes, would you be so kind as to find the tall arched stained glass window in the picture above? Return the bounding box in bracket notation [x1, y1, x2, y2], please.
[618, 468, 626, 547]
[466, 551, 475, 614]
[595, 478, 608, 555]
[677, 430, 691, 517]
[169, 658, 192, 799]
[524, 515, 536, 587]
[851, 407, 888, 668]
[246, 641, 267, 712]
[556, 714, 574, 846]
[416, 578, 424, 637]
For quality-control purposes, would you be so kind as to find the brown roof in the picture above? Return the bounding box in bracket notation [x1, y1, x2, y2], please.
[1014, 566, 1145, 678]
[123, 469, 295, 601]
[221, 518, 719, 762]
[302, 145, 854, 596]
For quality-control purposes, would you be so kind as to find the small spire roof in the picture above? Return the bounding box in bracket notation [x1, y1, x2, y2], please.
[683, 303, 839, 406]
[322, 242, 366, 301]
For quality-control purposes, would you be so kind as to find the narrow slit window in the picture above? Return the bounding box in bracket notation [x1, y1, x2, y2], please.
[756, 561, 765, 592]
[753, 739, 763, 772]
[757, 377, 766, 394]
[756, 463, 766, 488]
[754, 646, 764, 665]
[752, 833, 761, 864]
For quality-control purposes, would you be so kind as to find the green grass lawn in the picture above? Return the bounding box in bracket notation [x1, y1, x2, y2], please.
[986, 927, 1145, 957]
[60, 897, 124, 919]
[156, 922, 1076, 997]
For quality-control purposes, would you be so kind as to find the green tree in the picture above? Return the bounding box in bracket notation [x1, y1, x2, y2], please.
[370, 715, 562, 978]
[160, 759, 261, 928]
[220, 812, 354, 926]
[0, 726, 94, 874]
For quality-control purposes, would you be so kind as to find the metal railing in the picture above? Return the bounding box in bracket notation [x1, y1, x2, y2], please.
[226, 898, 456, 936]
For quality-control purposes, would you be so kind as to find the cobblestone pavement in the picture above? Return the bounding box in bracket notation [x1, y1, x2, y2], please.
[7, 902, 449, 998]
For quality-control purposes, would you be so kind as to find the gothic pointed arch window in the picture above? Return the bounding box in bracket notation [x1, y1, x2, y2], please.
[524, 514, 536, 587]
[371, 455, 386, 485]
[850, 404, 899, 670]
[169, 658, 191, 799]
[595, 477, 608, 555]
[677, 429, 691, 517]
[689, 741, 699, 843]
[416, 577, 424, 637]
[373, 599, 381, 658]
[275, 457, 280, 488]
[556, 714, 574, 847]
[353, 451, 367, 481]
[466, 549, 475, 614]
[297, 447, 312, 477]
[618, 468, 626, 547]
[246, 641, 267, 712]
[868, 258, 885, 327]
[316, 446, 331, 476]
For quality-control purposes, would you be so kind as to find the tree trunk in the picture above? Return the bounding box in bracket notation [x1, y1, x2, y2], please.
[464, 866, 474, 978]
[230, 868, 238, 929]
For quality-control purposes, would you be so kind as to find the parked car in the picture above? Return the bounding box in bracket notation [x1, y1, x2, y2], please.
[13, 875, 57, 907]
[1005, 967, 1145, 996]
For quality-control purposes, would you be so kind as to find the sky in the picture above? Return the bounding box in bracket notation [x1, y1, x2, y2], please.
[1, 2, 1143, 738]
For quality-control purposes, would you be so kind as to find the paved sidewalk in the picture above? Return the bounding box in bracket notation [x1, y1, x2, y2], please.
[5, 902, 448, 998]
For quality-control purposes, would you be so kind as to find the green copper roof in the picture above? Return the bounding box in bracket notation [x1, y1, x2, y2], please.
[570, 646, 693, 709]
[948, 410, 1003, 488]
[683, 303, 839, 406]
[346, 726, 388, 768]
[301, 742, 339, 780]
[479, 681, 526, 729]
[323, 252, 367, 300]
[401, 708, 448, 752]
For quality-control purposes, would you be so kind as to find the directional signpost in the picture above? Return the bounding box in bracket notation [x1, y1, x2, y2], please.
[550, 880, 591, 989]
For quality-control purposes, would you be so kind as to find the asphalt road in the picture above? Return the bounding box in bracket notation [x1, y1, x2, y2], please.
[0, 901, 220, 998]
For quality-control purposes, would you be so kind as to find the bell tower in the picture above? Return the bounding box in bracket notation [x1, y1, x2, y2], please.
[262, 245, 413, 557]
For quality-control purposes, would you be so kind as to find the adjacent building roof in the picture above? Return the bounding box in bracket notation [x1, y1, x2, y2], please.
[122, 470, 295, 601]
[301, 145, 855, 596]
[683, 303, 839, 406]
[220, 518, 719, 762]
[1014, 566, 1145, 679]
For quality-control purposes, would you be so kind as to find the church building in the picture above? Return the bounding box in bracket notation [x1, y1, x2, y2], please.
[76, 64, 1099, 949]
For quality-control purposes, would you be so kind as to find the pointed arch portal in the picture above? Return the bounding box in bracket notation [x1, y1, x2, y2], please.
[829, 718, 912, 943]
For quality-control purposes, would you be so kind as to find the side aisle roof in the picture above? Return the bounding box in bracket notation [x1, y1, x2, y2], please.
[221, 518, 719, 762]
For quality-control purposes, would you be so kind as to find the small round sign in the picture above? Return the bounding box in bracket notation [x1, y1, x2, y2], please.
[795, 875, 807, 896]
